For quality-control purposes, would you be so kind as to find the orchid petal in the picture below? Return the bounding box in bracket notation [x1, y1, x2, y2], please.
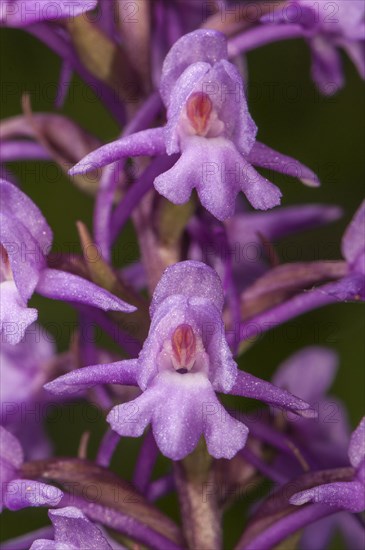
[342, 40, 365, 78]
[248, 141, 320, 187]
[0, 426, 23, 472]
[30, 540, 57, 550]
[41, 507, 113, 550]
[290, 481, 365, 513]
[160, 29, 227, 105]
[311, 37, 344, 95]
[0, 140, 50, 162]
[36, 268, 136, 313]
[0, 212, 45, 302]
[150, 260, 224, 315]
[0, 179, 52, 252]
[230, 370, 316, 417]
[341, 200, 365, 273]
[348, 417, 365, 469]
[272, 347, 339, 403]
[4, 479, 63, 511]
[69, 128, 166, 175]
[240, 275, 365, 343]
[44, 360, 139, 396]
[0, 280, 38, 345]
[228, 203, 342, 243]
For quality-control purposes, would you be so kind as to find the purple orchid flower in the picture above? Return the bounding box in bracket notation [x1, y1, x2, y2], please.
[0, 426, 63, 511]
[239, 200, 365, 342]
[0, 0, 97, 27]
[69, 29, 319, 221]
[230, 0, 365, 95]
[290, 417, 365, 513]
[0, 179, 136, 345]
[29, 507, 115, 550]
[45, 261, 315, 461]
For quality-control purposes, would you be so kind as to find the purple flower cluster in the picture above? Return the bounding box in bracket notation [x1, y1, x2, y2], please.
[0, 1, 364, 549]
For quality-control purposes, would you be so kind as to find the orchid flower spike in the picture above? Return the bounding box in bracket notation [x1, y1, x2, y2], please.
[0, 179, 136, 345]
[70, 29, 319, 221]
[45, 261, 316, 461]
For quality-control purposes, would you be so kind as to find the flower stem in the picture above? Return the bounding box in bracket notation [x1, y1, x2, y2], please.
[173, 442, 222, 550]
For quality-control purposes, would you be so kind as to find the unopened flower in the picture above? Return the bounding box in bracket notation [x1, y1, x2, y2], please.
[45, 261, 315, 461]
[30, 507, 114, 550]
[0, 426, 62, 511]
[0, 179, 136, 345]
[0, 0, 97, 27]
[70, 30, 318, 221]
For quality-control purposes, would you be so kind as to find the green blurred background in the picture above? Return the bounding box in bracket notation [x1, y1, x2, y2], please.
[0, 25, 364, 549]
